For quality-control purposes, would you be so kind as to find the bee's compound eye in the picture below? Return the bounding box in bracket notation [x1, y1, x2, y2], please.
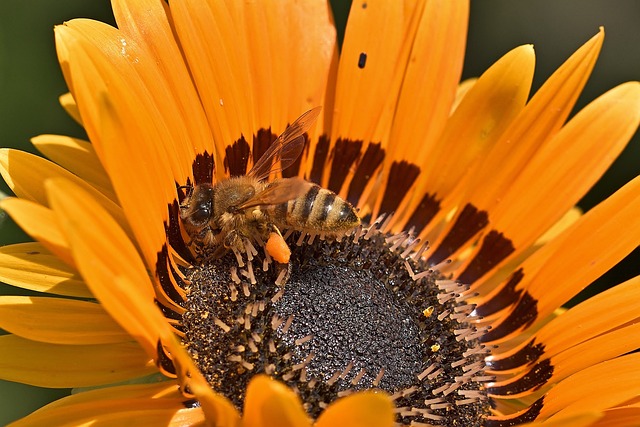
[190, 200, 213, 225]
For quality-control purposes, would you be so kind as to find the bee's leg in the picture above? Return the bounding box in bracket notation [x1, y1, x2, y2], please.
[223, 230, 238, 249]
[210, 245, 229, 260]
[274, 261, 292, 287]
[222, 230, 251, 267]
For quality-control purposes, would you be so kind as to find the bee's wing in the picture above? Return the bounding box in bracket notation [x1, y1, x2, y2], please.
[248, 107, 322, 181]
[236, 177, 309, 210]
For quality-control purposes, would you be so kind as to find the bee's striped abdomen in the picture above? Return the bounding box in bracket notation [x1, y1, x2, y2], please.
[271, 183, 360, 233]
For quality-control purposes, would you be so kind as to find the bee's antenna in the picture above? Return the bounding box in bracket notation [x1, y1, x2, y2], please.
[177, 184, 194, 197]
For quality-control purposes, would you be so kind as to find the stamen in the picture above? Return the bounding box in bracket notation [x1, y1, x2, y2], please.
[340, 361, 354, 379]
[351, 368, 367, 385]
[296, 232, 307, 246]
[281, 315, 294, 334]
[417, 364, 437, 381]
[326, 370, 342, 386]
[373, 368, 385, 386]
[437, 309, 451, 321]
[271, 315, 285, 330]
[230, 267, 241, 285]
[294, 335, 314, 346]
[231, 248, 244, 267]
[214, 318, 231, 332]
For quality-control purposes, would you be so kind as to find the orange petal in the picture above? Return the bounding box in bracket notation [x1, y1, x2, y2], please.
[517, 412, 602, 427]
[389, 0, 470, 163]
[332, 1, 422, 143]
[239, 1, 336, 135]
[480, 176, 640, 344]
[243, 375, 311, 427]
[597, 406, 640, 427]
[169, 0, 254, 171]
[112, 0, 212, 158]
[537, 353, 640, 420]
[394, 44, 535, 232]
[451, 78, 478, 113]
[467, 29, 604, 210]
[315, 391, 394, 427]
[534, 276, 640, 360]
[525, 175, 640, 319]
[55, 25, 173, 268]
[326, 0, 427, 197]
[57, 19, 194, 187]
[488, 81, 640, 252]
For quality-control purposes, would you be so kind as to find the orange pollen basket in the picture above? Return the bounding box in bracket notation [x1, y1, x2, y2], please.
[266, 232, 291, 263]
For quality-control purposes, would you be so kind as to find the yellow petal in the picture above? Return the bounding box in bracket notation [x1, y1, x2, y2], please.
[41, 382, 183, 408]
[46, 177, 168, 357]
[0, 296, 130, 345]
[31, 134, 116, 202]
[243, 375, 311, 427]
[0, 198, 73, 266]
[9, 382, 204, 427]
[58, 92, 83, 125]
[315, 391, 394, 427]
[12, 407, 205, 427]
[0, 334, 154, 388]
[0, 149, 132, 241]
[0, 242, 90, 297]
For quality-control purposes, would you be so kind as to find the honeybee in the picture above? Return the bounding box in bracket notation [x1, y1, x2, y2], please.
[179, 107, 360, 265]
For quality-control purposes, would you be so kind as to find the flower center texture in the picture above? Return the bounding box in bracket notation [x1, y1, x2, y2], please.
[182, 222, 492, 425]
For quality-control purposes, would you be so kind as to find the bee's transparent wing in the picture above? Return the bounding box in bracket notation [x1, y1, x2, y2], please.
[248, 107, 322, 181]
[236, 177, 309, 210]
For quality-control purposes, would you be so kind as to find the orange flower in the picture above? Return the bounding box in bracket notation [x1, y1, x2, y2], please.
[1, 1, 639, 426]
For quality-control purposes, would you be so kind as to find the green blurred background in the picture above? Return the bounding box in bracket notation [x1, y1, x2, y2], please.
[0, 0, 638, 424]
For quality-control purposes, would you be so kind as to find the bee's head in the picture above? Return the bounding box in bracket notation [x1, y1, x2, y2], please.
[180, 183, 215, 227]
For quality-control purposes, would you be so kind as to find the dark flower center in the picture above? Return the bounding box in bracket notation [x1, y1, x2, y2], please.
[182, 223, 491, 425]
